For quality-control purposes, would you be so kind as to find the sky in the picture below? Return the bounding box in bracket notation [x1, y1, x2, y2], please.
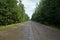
[21, 0, 40, 19]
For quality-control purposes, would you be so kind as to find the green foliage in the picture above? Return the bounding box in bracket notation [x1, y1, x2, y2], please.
[0, 0, 29, 26]
[17, 0, 29, 22]
[32, 0, 60, 28]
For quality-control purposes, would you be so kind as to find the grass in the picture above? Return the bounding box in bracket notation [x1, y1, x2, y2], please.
[0, 23, 20, 31]
[35, 21, 60, 29]
[43, 23, 60, 29]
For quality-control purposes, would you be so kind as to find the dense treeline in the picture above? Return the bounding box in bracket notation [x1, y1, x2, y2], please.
[32, 0, 60, 28]
[18, 0, 29, 22]
[0, 0, 29, 26]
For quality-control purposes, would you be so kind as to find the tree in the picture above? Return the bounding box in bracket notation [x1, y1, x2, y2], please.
[32, 0, 60, 28]
[0, 0, 29, 26]
[17, 0, 29, 22]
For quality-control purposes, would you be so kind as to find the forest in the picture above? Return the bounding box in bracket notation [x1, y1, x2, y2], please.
[0, 0, 29, 26]
[0, 0, 60, 29]
[32, 0, 60, 28]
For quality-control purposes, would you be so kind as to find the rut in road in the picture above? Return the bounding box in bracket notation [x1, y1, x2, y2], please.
[0, 21, 60, 40]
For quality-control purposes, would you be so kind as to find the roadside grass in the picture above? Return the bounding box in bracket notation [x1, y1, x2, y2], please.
[43, 23, 60, 29]
[49, 25, 60, 29]
[33, 21, 60, 29]
[0, 23, 20, 31]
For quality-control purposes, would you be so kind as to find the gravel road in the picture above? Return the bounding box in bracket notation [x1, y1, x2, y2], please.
[0, 21, 60, 40]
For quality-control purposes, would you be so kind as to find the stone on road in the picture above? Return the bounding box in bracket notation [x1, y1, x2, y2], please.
[0, 21, 60, 40]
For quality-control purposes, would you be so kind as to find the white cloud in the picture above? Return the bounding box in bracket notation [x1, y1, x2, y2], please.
[22, 0, 40, 19]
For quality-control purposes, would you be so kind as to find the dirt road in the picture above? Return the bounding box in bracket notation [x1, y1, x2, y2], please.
[0, 21, 60, 40]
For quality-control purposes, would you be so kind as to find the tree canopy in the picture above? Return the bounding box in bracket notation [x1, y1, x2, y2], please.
[31, 0, 60, 28]
[0, 0, 29, 26]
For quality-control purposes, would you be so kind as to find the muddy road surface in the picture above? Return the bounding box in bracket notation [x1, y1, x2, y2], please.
[0, 21, 60, 40]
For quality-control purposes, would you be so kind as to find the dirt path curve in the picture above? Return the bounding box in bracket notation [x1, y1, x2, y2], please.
[0, 21, 60, 40]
